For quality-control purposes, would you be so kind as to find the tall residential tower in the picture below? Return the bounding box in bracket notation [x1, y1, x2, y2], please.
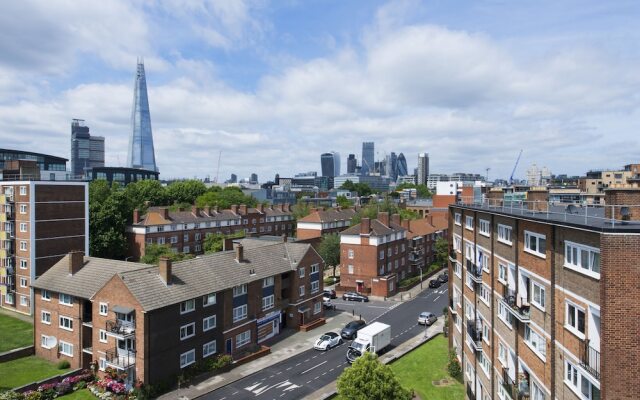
[417, 152, 429, 185]
[127, 60, 157, 172]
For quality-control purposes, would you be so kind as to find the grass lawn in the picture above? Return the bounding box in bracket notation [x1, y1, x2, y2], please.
[391, 335, 464, 400]
[0, 356, 68, 391]
[0, 313, 33, 353]
[64, 389, 95, 399]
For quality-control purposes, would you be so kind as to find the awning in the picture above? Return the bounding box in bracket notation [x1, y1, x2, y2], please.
[113, 305, 134, 314]
[298, 306, 310, 313]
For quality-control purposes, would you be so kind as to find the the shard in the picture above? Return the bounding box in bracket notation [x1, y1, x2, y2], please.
[127, 59, 158, 172]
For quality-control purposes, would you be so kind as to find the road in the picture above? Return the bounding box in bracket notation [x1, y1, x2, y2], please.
[201, 285, 449, 400]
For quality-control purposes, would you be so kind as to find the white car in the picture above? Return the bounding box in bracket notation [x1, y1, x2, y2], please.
[314, 332, 343, 351]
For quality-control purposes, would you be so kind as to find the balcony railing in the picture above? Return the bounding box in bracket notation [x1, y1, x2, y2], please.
[449, 249, 457, 261]
[449, 298, 458, 314]
[466, 260, 483, 283]
[580, 340, 600, 380]
[466, 320, 482, 352]
[106, 320, 135, 338]
[105, 348, 136, 370]
[502, 369, 518, 400]
[501, 286, 531, 322]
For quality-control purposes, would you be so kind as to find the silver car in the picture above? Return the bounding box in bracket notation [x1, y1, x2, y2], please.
[418, 312, 437, 326]
[314, 332, 342, 351]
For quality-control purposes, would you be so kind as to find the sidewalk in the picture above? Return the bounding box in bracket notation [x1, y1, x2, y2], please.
[304, 319, 445, 400]
[161, 312, 355, 400]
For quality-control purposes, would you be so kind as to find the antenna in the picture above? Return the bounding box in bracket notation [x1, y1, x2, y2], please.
[486, 167, 490, 182]
[215, 150, 222, 183]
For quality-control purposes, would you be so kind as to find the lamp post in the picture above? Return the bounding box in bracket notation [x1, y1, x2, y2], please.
[418, 266, 423, 289]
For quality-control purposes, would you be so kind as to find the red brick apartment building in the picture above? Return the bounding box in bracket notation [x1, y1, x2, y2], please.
[0, 180, 88, 315]
[339, 212, 408, 297]
[404, 215, 449, 273]
[448, 186, 640, 400]
[126, 204, 294, 260]
[32, 238, 324, 386]
[296, 207, 357, 240]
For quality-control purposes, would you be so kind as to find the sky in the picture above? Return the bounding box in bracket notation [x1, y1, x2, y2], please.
[1, 0, 639, 182]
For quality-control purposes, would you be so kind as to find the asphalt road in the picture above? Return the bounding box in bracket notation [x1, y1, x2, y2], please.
[201, 285, 449, 400]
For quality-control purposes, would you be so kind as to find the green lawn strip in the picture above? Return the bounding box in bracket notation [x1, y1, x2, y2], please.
[0, 356, 68, 391]
[390, 335, 464, 400]
[63, 389, 95, 399]
[0, 314, 33, 353]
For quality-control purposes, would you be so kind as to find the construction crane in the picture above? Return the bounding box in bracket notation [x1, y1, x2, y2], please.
[509, 149, 523, 185]
[214, 150, 222, 183]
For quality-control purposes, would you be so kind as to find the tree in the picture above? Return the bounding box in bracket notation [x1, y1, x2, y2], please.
[336, 195, 352, 208]
[318, 234, 340, 276]
[395, 183, 432, 198]
[166, 180, 208, 205]
[196, 186, 257, 209]
[140, 244, 194, 265]
[89, 184, 129, 259]
[292, 200, 311, 220]
[435, 237, 449, 266]
[337, 352, 412, 400]
[339, 180, 372, 197]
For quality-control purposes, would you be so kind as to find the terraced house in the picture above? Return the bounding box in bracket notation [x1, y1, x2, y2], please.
[126, 203, 295, 260]
[448, 186, 640, 400]
[32, 238, 324, 386]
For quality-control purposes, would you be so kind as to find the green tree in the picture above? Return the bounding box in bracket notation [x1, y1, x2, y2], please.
[339, 180, 372, 197]
[124, 179, 168, 211]
[395, 183, 432, 198]
[336, 195, 352, 208]
[292, 200, 311, 220]
[89, 183, 128, 258]
[435, 237, 449, 266]
[337, 352, 412, 400]
[140, 244, 194, 265]
[318, 234, 340, 276]
[166, 180, 208, 205]
[196, 186, 257, 209]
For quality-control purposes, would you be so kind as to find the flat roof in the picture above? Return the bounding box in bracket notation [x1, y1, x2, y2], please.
[0, 148, 68, 163]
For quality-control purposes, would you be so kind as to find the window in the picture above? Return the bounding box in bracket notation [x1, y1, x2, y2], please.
[314, 301, 321, 314]
[203, 340, 217, 358]
[41, 335, 55, 349]
[203, 293, 216, 307]
[20, 186, 27, 195]
[58, 341, 73, 357]
[19, 277, 27, 288]
[311, 264, 319, 274]
[388, 248, 392, 256]
[566, 302, 586, 337]
[479, 220, 490, 236]
[311, 280, 320, 293]
[531, 281, 546, 310]
[233, 284, 247, 297]
[203, 315, 217, 331]
[183, 234, 189, 241]
[195, 244, 202, 252]
[298, 267, 305, 278]
[180, 323, 196, 340]
[99, 330, 108, 343]
[99, 358, 106, 371]
[565, 360, 600, 400]
[233, 304, 247, 322]
[170, 236, 178, 244]
[157, 237, 165, 245]
[99, 302, 108, 316]
[497, 224, 512, 245]
[299, 285, 305, 297]
[498, 263, 507, 283]
[478, 351, 491, 378]
[454, 213, 461, 226]
[180, 299, 195, 314]
[262, 277, 275, 288]
[531, 381, 546, 400]
[20, 296, 28, 306]
[59, 293, 73, 306]
[236, 330, 251, 348]
[19, 223, 27, 232]
[498, 301, 513, 328]
[498, 342, 506, 365]
[180, 349, 195, 368]
[524, 231, 546, 258]
[20, 204, 27, 214]
[348, 249, 354, 259]
[41, 290, 50, 301]
[348, 265, 354, 274]
[262, 295, 275, 311]
[565, 242, 600, 278]
[479, 284, 490, 305]
[465, 273, 474, 291]
[41, 311, 51, 324]
[389, 279, 394, 292]
[20, 241, 27, 251]
[379, 250, 384, 260]
[20, 259, 27, 270]
[183, 246, 190, 253]
[59, 316, 73, 331]
[453, 236, 461, 252]
[465, 216, 474, 230]
[454, 262, 461, 278]
[524, 325, 546, 359]
[195, 233, 201, 240]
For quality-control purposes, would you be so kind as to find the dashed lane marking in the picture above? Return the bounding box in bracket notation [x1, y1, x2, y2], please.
[301, 360, 327, 375]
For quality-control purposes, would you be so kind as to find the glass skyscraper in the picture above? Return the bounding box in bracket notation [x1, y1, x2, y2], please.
[321, 151, 341, 177]
[361, 142, 374, 175]
[127, 59, 157, 172]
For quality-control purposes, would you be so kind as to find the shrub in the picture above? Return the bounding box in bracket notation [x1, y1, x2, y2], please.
[23, 393, 41, 400]
[55, 382, 72, 396]
[0, 391, 25, 400]
[323, 276, 339, 286]
[73, 381, 87, 391]
[398, 275, 421, 288]
[56, 360, 70, 370]
[447, 349, 462, 381]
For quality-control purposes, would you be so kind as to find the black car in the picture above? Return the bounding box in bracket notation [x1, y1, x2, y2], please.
[437, 273, 449, 283]
[324, 289, 337, 299]
[340, 320, 367, 340]
[342, 291, 369, 302]
[428, 279, 442, 289]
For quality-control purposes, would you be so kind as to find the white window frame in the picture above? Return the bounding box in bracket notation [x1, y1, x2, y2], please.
[59, 293, 73, 306]
[565, 301, 586, 339]
[20, 295, 28, 306]
[20, 241, 27, 251]
[465, 216, 474, 230]
[524, 230, 546, 258]
[203, 340, 217, 358]
[19, 277, 27, 288]
[311, 280, 320, 293]
[299, 267, 305, 278]
[524, 324, 547, 361]
[379, 250, 384, 260]
[498, 263, 507, 284]
[479, 219, 490, 237]
[20, 186, 27, 195]
[233, 304, 248, 322]
[263, 276, 274, 288]
[41, 335, 55, 349]
[454, 261, 461, 278]
[531, 281, 546, 311]
[99, 358, 106, 371]
[180, 349, 195, 368]
[58, 341, 73, 357]
[564, 241, 601, 279]
[236, 330, 251, 349]
[19, 204, 27, 214]
[41, 310, 51, 325]
[299, 285, 305, 297]
[498, 342, 506, 366]
[99, 329, 108, 343]
[348, 249, 354, 259]
[233, 284, 247, 297]
[497, 224, 512, 245]
[180, 299, 195, 314]
[311, 264, 319, 274]
[262, 294, 275, 311]
[498, 301, 513, 329]
[479, 284, 490, 306]
[20, 259, 28, 270]
[203, 315, 217, 331]
[99, 302, 108, 316]
[180, 322, 196, 340]
[348, 264, 354, 274]
[454, 213, 461, 226]
[314, 301, 322, 314]
[203, 293, 216, 307]
[19, 222, 27, 233]
[41, 290, 51, 301]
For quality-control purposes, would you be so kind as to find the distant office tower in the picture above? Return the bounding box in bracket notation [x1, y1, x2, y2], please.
[229, 174, 237, 183]
[250, 173, 258, 184]
[385, 152, 398, 181]
[321, 152, 341, 177]
[396, 153, 408, 177]
[347, 154, 357, 174]
[417, 153, 429, 185]
[361, 142, 374, 175]
[128, 59, 157, 172]
[70, 119, 104, 178]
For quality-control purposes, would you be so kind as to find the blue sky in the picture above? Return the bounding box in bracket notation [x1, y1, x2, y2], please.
[0, 0, 639, 181]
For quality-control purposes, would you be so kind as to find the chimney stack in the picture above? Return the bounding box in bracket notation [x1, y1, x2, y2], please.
[191, 206, 200, 216]
[378, 212, 390, 227]
[361, 218, 371, 235]
[214, 205, 219, 213]
[204, 206, 211, 216]
[258, 204, 264, 212]
[231, 204, 239, 214]
[133, 209, 140, 224]
[162, 207, 170, 220]
[239, 205, 248, 215]
[235, 243, 244, 262]
[68, 251, 84, 275]
[159, 257, 172, 285]
[391, 213, 400, 226]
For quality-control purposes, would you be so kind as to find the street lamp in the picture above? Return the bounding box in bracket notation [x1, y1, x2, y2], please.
[418, 266, 423, 289]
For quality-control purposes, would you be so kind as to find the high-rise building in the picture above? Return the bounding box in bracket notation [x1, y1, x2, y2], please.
[70, 119, 104, 178]
[361, 142, 374, 175]
[127, 59, 157, 172]
[347, 154, 357, 174]
[321, 151, 341, 177]
[417, 153, 429, 185]
[396, 153, 408, 177]
[385, 152, 398, 181]
[228, 174, 237, 184]
[250, 173, 258, 184]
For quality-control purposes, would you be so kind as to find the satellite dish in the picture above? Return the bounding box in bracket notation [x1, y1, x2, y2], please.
[49, 336, 57, 349]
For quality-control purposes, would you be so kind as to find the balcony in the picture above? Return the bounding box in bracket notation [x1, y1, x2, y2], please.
[501, 369, 518, 400]
[449, 249, 457, 261]
[501, 286, 531, 323]
[580, 340, 600, 380]
[465, 260, 483, 283]
[466, 320, 483, 352]
[466, 383, 476, 400]
[105, 348, 136, 370]
[106, 319, 135, 339]
[449, 298, 458, 314]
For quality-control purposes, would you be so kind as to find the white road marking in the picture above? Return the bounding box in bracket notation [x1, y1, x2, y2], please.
[301, 360, 327, 375]
[434, 295, 441, 301]
[286, 367, 292, 371]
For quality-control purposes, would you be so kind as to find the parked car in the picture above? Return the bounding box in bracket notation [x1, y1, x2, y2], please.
[341, 320, 367, 340]
[324, 289, 337, 299]
[418, 312, 437, 326]
[342, 292, 370, 302]
[428, 279, 442, 289]
[314, 332, 343, 351]
[438, 273, 448, 283]
[323, 299, 336, 310]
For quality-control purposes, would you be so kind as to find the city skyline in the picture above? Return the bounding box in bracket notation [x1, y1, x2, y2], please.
[0, 1, 639, 180]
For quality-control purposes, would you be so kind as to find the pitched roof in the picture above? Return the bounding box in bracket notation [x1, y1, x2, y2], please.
[298, 208, 357, 223]
[32, 255, 148, 299]
[406, 218, 438, 238]
[118, 241, 317, 312]
[135, 207, 240, 226]
[341, 219, 405, 236]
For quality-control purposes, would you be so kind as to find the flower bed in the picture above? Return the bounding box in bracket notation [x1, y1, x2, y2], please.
[87, 368, 139, 400]
[0, 371, 94, 400]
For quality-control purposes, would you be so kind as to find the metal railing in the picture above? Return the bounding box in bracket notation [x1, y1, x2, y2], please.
[105, 348, 136, 369]
[502, 369, 518, 400]
[106, 319, 135, 337]
[466, 320, 482, 351]
[501, 286, 530, 322]
[580, 340, 600, 380]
